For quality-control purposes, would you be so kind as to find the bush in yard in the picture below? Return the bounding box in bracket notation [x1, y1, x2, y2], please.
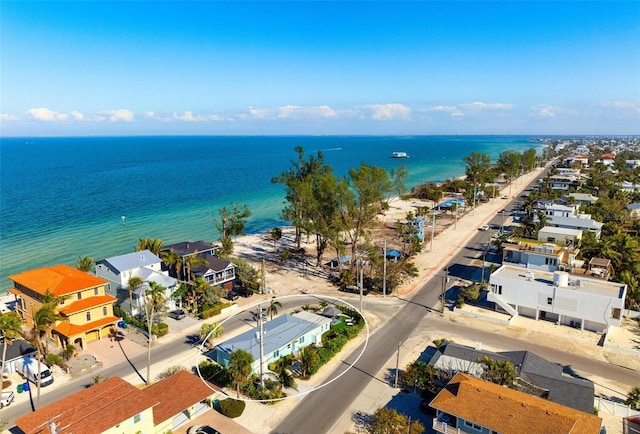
[218, 398, 246, 418]
[198, 360, 232, 387]
[153, 322, 169, 337]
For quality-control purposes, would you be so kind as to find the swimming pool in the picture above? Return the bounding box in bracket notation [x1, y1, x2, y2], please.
[437, 199, 466, 209]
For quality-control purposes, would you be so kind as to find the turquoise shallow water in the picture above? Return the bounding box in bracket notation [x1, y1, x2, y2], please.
[0, 135, 540, 293]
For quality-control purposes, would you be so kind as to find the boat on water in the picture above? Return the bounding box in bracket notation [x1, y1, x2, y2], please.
[391, 151, 409, 158]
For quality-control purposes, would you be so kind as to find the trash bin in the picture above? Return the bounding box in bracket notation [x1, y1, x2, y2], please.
[122, 322, 128, 329]
[17, 383, 23, 393]
[117, 320, 124, 328]
[22, 382, 30, 392]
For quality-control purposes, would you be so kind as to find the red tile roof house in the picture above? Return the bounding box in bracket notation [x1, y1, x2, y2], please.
[429, 373, 602, 434]
[8, 264, 120, 351]
[14, 370, 220, 434]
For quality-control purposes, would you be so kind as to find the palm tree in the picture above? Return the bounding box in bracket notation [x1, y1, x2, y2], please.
[32, 292, 64, 409]
[135, 238, 164, 255]
[270, 227, 283, 252]
[625, 386, 640, 411]
[127, 276, 144, 317]
[268, 297, 282, 321]
[75, 256, 94, 272]
[1, 312, 23, 388]
[160, 248, 183, 280]
[228, 349, 254, 398]
[183, 252, 208, 283]
[141, 281, 167, 385]
[186, 277, 209, 314]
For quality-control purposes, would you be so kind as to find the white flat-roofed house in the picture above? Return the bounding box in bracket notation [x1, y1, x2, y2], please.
[563, 193, 598, 207]
[625, 159, 640, 169]
[547, 174, 580, 191]
[95, 250, 178, 315]
[562, 153, 589, 168]
[620, 181, 640, 193]
[555, 167, 581, 176]
[541, 203, 579, 218]
[502, 241, 581, 272]
[212, 311, 331, 374]
[546, 215, 604, 239]
[537, 227, 583, 246]
[488, 265, 626, 332]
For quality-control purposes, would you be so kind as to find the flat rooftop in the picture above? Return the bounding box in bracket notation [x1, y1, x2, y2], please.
[493, 265, 625, 299]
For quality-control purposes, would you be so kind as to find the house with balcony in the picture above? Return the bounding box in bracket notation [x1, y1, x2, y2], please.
[502, 241, 581, 273]
[541, 203, 579, 218]
[14, 370, 219, 434]
[427, 341, 595, 413]
[547, 174, 580, 191]
[8, 264, 119, 350]
[562, 153, 589, 168]
[488, 265, 626, 332]
[546, 214, 604, 239]
[160, 240, 235, 290]
[212, 311, 331, 374]
[95, 250, 179, 315]
[429, 373, 601, 434]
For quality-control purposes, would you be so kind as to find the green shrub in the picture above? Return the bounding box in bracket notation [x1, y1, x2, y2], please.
[153, 322, 169, 337]
[218, 398, 245, 418]
[198, 360, 232, 387]
[200, 303, 226, 319]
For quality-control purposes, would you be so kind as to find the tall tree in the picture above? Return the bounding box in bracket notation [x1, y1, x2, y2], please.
[141, 281, 167, 385]
[135, 238, 164, 255]
[182, 252, 208, 283]
[463, 152, 491, 211]
[479, 356, 517, 388]
[213, 203, 252, 254]
[160, 248, 183, 281]
[228, 349, 254, 398]
[75, 256, 94, 272]
[272, 146, 328, 249]
[268, 297, 282, 321]
[0, 312, 23, 390]
[368, 407, 424, 434]
[127, 275, 144, 317]
[497, 150, 522, 195]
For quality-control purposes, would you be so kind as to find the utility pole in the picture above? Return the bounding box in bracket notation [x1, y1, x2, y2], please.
[394, 341, 401, 388]
[441, 267, 448, 314]
[259, 303, 264, 389]
[430, 210, 436, 252]
[383, 240, 387, 297]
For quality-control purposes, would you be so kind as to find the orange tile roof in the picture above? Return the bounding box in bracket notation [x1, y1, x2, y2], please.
[9, 264, 108, 297]
[59, 295, 116, 315]
[141, 370, 220, 424]
[430, 373, 601, 434]
[54, 316, 120, 337]
[14, 377, 153, 434]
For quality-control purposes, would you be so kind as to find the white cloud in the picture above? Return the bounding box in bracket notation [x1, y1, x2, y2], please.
[26, 107, 68, 121]
[592, 101, 640, 113]
[103, 109, 135, 122]
[70, 111, 85, 121]
[144, 111, 156, 118]
[0, 114, 21, 121]
[529, 104, 575, 118]
[247, 105, 337, 120]
[172, 111, 222, 122]
[359, 104, 411, 120]
[459, 102, 513, 111]
[427, 105, 464, 117]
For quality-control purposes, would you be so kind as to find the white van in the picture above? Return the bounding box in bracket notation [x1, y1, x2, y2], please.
[14, 357, 54, 387]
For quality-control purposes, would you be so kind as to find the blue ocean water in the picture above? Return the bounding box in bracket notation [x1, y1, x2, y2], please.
[0, 135, 540, 293]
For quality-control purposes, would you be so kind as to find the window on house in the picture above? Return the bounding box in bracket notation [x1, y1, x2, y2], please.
[103, 306, 107, 316]
[547, 297, 553, 305]
[133, 414, 141, 424]
[94, 288, 99, 295]
[299, 336, 304, 343]
[273, 350, 279, 358]
[77, 292, 82, 300]
[86, 312, 91, 321]
[463, 420, 482, 431]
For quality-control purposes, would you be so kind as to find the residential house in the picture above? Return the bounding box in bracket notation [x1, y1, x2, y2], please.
[427, 341, 595, 413]
[488, 265, 626, 332]
[562, 153, 589, 168]
[537, 227, 583, 246]
[546, 214, 604, 239]
[502, 240, 581, 272]
[625, 159, 640, 169]
[0, 339, 37, 375]
[8, 265, 119, 350]
[95, 250, 179, 315]
[547, 174, 580, 191]
[588, 257, 613, 280]
[620, 181, 640, 192]
[14, 370, 219, 434]
[563, 192, 598, 207]
[160, 241, 235, 290]
[555, 167, 581, 176]
[429, 373, 601, 434]
[212, 311, 331, 374]
[541, 203, 579, 218]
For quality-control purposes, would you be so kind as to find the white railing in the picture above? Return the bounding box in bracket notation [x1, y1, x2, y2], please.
[432, 420, 461, 434]
[594, 396, 640, 418]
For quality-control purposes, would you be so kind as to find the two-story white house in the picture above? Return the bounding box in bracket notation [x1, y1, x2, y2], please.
[488, 265, 626, 332]
[212, 311, 332, 374]
[95, 250, 178, 315]
[502, 241, 581, 272]
[547, 174, 580, 191]
[546, 214, 604, 239]
[541, 203, 579, 218]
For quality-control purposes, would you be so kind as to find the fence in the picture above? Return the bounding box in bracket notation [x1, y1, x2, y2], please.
[594, 396, 640, 418]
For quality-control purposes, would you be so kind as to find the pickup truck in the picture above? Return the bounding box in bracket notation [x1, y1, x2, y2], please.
[1, 391, 15, 408]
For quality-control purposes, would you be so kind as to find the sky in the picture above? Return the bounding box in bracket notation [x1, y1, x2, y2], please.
[1, 1, 639, 136]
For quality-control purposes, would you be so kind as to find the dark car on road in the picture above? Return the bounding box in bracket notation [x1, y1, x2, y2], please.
[225, 290, 240, 301]
[168, 309, 186, 320]
[235, 287, 254, 298]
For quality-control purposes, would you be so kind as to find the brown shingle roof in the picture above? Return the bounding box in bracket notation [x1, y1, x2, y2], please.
[141, 369, 220, 425]
[430, 373, 601, 434]
[14, 377, 153, 434]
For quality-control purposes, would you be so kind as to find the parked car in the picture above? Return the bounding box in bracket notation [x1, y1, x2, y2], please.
[478, 224, 490, 231]
[1, 391, 14, 408]
[168, 309, 186, 320]
[340, 285, 370, 296]
[187, 425, 220, 434]
[235, 288, 254, 298]
[225, 290, 240, 301]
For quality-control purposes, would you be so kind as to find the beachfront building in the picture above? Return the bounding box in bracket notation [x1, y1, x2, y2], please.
[537, 227, 583, 246]
[546, 214, 604, 239]
[547, 174, 581, 191]
[501, 240, 581, 272]
[488, 265, 626, 332]
[8, 264, 119, 350]
[429, 373, 601, 434]
[213, 311, 331, 374]
[541, 203, 579, 218]
[160, 241, 236, 291]
[14, 371, 219, 434]
[427, 341, 595, 413]
[95, 250, 179, 315]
